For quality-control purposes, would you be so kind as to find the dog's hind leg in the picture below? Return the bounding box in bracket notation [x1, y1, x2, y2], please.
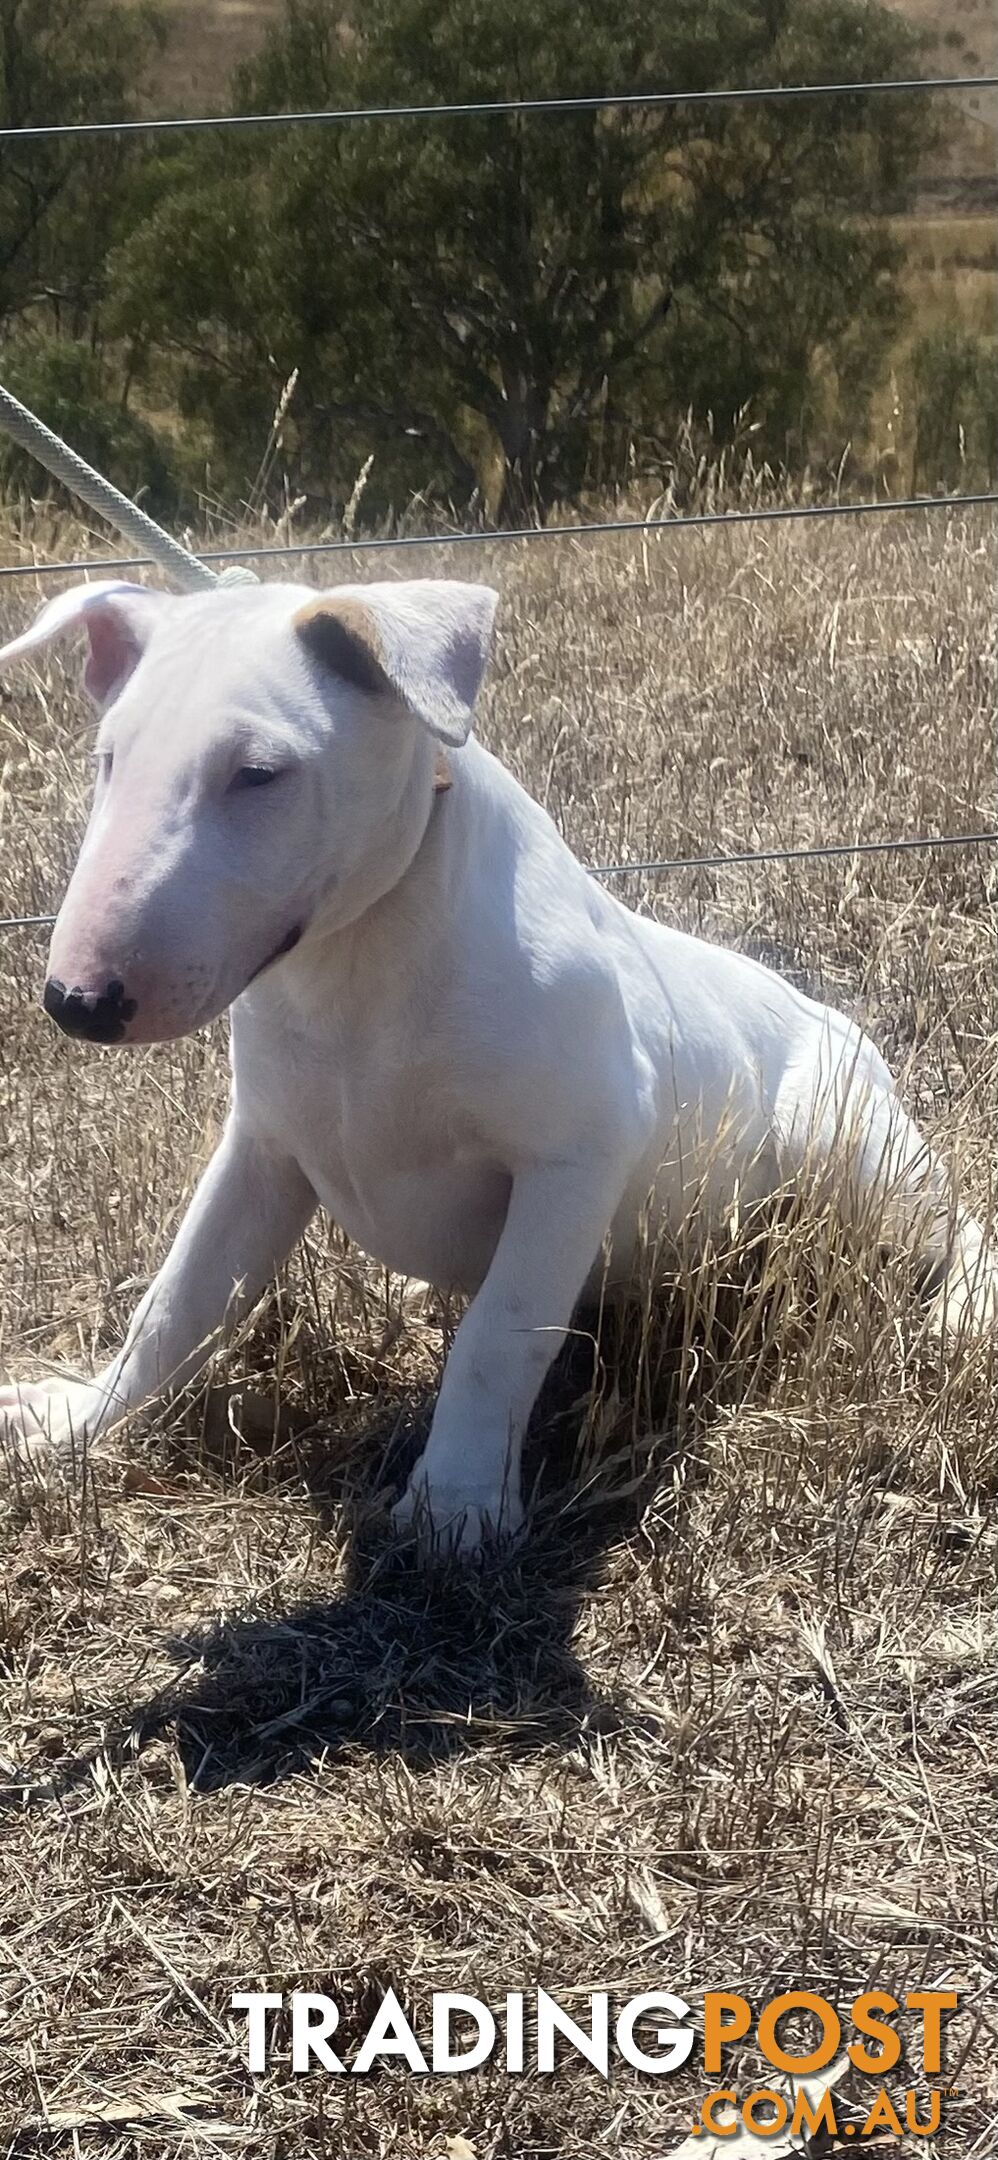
[784, 1051, 997, 1340]
[860, 1089, 995, 1335]
[909, 1179, 998, 1340]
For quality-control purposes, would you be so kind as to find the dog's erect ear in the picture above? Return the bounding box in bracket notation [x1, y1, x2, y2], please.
[0, 579, 174, 705]
[293, 580, 498, 747]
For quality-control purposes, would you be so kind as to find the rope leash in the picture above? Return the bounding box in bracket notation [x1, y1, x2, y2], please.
[0, 385, 258, 594]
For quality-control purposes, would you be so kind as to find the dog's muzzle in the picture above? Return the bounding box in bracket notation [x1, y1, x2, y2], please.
[43, 975, 137, 1044]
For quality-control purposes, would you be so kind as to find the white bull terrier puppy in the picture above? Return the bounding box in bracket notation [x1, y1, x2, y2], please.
[0, 577, 992, 1551]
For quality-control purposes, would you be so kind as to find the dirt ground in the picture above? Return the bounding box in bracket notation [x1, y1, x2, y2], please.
[0, 507, 995, 2154]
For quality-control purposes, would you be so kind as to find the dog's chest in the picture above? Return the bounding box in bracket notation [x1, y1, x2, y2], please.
[235, 1005, 510, 1290]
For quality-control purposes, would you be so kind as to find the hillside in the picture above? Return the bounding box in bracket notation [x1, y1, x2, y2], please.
[134, 0, 997, 230]
[141, 0, 279, 112]
[143, 0, 996, 134]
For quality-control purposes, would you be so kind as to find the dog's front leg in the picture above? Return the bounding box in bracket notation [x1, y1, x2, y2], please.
[394, 1156, 627, 1555]
[0, 1117, 316, 1469]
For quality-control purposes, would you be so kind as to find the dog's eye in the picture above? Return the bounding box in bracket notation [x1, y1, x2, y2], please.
[232, 765, 280, 792]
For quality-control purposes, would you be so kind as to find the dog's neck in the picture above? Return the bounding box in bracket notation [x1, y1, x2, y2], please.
[250, 733, 449, 1015]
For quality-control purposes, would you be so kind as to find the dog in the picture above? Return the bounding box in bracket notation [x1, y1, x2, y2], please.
[0, 575, 992, 1550]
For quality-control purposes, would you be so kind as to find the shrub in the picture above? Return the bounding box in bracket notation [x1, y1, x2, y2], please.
[910, 325, 998, 493]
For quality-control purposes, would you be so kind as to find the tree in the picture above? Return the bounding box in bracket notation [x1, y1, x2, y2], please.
[0, 0, 170, 505]
[0, 0, 162, 334]
[113, 0, 931, 522]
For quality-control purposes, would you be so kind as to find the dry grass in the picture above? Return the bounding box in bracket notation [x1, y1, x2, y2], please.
[0, 505, 996, 2154]
[894, 212, 998, 338]
[899, 0, 998, 74]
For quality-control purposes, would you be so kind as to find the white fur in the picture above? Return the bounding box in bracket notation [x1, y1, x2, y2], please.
[0, 577, 992, 1550]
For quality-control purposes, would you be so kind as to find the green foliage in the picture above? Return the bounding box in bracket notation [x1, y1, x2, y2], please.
[0, 0, 163, 327]
[910, 324, 998, 492]
[0, 0, 940, 525]
[109, 0, 932, 522]
[0, 0, 169, 502]
[0, 336, 181, 515]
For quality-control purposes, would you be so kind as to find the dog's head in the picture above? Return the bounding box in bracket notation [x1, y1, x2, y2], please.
[0, 577, 497, 1044]
[0, 574, 496, 1045]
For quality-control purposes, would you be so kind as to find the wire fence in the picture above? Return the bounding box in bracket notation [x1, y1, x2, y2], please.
[2, 70, 997, 142]
[1, 63, 996, 931]
[3, 487, 998, 584]
[3, 829, 993, 933]
[2, 835, 995, 937]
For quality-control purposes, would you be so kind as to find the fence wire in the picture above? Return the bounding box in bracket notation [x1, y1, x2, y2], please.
[3, 488, 998, 586]
[3, 832, 995, 934]
[3, 71, 997, 142]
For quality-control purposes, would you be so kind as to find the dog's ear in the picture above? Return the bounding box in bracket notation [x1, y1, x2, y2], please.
[292, 580, 498, 747]
[0, 579, 174, 705]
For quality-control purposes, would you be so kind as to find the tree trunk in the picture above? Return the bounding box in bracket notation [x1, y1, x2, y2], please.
[493, 367, 550, 526]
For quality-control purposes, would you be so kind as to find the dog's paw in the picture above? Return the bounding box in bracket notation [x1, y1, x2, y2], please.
[0, 1376, 100, 1471]
[391, 1475, 525, 1562]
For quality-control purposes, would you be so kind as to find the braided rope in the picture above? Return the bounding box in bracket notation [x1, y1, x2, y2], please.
[0, 385, 258, 592]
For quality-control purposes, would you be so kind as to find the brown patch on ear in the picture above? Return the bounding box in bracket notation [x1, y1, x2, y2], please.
[293, 596, 388, 697]
[433, 751, 452, 794]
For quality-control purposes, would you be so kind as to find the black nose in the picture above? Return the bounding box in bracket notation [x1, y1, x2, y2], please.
[43, 976, 137, 1044]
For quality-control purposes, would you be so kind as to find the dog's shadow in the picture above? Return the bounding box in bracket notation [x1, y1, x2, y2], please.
[171, 1540, 609, 1795]
[159, 1303, 719, 1795]
[3, 1279, 791, 1811]
[0, 1305, 712, 1814]
[165, 1205, 916, 1798]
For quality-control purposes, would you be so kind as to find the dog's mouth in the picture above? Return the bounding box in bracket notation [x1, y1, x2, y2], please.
[247, 921, 305, 986]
